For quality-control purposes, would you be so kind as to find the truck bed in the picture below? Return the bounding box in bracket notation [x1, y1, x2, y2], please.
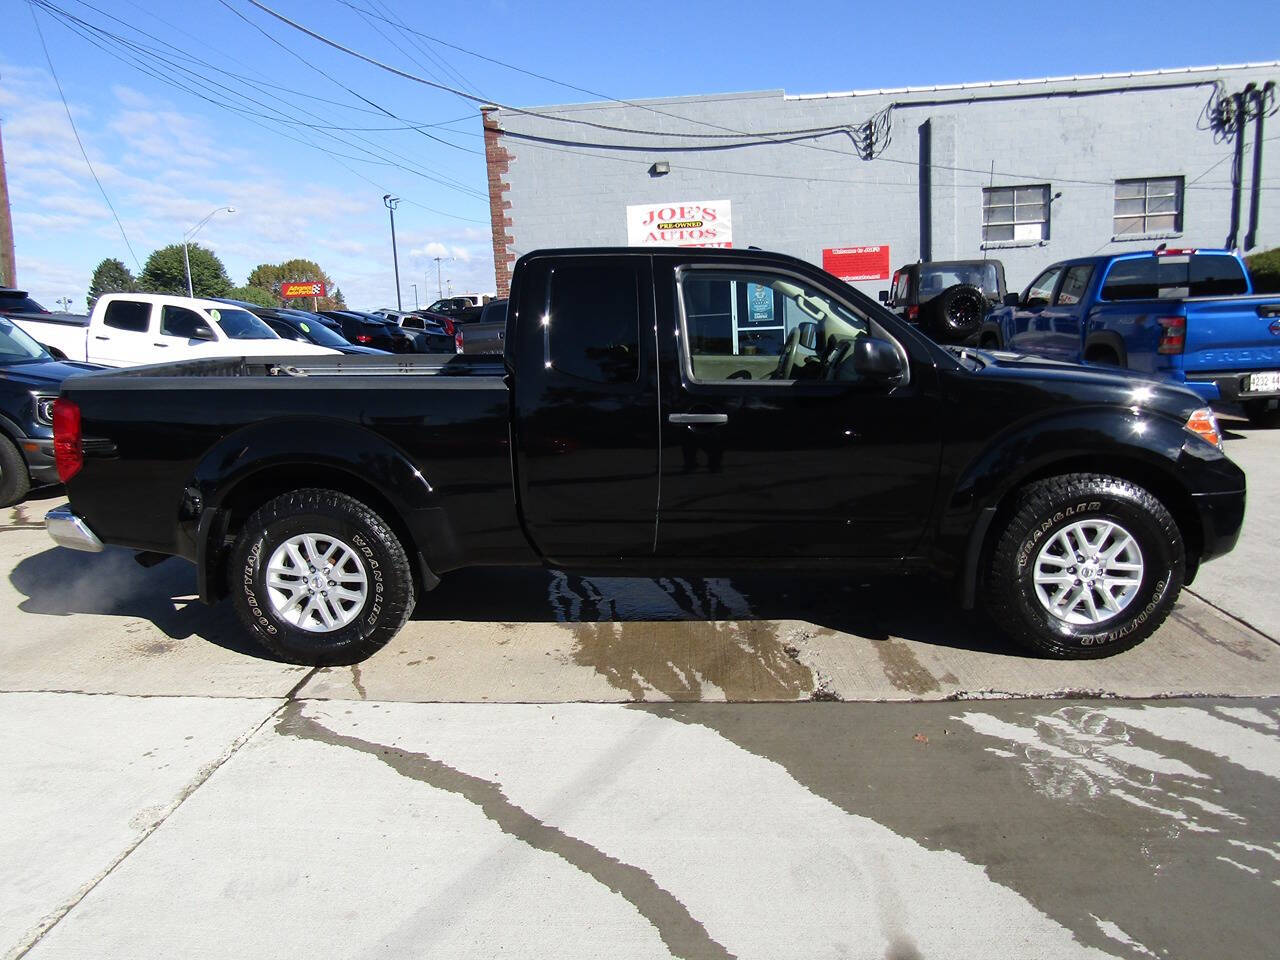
[60, 352, 523, 574]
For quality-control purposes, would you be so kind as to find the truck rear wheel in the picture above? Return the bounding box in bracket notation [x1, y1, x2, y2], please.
[984, 473, 1184, 659]
[229, 488, 415, 665]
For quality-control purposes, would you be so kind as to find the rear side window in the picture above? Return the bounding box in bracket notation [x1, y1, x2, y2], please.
[546, 260, 640, 383]
[1055, 265, 1093, 305]
[161, 305, 215, 340]
[102, 300, 150, 332]
[1103, 255, 1248, 300]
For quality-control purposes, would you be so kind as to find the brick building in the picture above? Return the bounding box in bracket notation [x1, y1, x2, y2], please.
[482, 62, 1278, 298]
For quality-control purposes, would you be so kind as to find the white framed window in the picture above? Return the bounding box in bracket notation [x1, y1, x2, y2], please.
[982, 184, 1050, 243]
[1114, 177, 1183, 237]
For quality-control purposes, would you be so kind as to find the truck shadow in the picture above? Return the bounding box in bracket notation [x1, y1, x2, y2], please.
[8, 548, 1016, 662]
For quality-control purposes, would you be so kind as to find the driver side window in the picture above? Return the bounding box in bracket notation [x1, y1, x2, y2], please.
[1024, 266, 1063, 307]
[679, 270, 870, 383]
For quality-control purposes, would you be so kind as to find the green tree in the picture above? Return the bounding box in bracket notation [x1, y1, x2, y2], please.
[248, 257, 342, 310]
[1246, 248, 1280, 294]
[226, 285, 277, 307]
[139, 242, 231, 298]
[86, 258, 136, 310]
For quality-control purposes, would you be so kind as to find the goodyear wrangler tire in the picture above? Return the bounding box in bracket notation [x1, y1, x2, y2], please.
[984, 473, 1184, 659]
[229, 488, 415, 665]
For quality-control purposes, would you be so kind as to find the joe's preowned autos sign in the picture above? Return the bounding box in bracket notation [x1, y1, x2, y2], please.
[626, 200, 733, 247]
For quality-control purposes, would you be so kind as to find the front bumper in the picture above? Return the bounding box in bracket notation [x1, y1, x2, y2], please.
[1192, 489, 1246, 564]
[20, 437, 59, 486]
[45, 506, 104, 553]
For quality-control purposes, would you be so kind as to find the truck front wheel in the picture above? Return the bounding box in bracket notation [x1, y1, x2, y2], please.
[229, 488, 415, 665]
[984, 473, 1184, 658]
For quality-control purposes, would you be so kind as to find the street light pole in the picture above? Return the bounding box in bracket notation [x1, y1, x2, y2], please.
[411, 283, 418, 309]
[383, 194, 402, 310]
[183, 206, 235, 298]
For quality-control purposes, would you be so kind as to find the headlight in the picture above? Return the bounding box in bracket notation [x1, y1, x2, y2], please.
[1184, 407, 1222, 448]
[33, 395, 58, 426]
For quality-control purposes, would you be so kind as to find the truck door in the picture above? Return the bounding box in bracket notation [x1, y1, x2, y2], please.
[1006, 264, 1063, 356]
[91, 298, 154, 367]
[154, 304, 218, 360]
[510, 254, 660, 560]
[654, 258, 942, 559]
[1037, 263, 1094, 361]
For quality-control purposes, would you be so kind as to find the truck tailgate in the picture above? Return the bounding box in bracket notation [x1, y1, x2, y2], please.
[1182, 297, 1280, 375]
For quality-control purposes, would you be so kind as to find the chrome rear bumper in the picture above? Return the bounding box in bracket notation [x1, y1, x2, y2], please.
[45, 506, 104, 553]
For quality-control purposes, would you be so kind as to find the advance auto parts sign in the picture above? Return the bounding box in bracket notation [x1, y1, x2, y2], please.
[281, 281, 327, 299]
[626, 200, 732, 248]
[822, 246, 890, 282]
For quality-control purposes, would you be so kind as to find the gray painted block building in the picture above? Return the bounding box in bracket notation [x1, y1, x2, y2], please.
[482, 63, 1278, 298]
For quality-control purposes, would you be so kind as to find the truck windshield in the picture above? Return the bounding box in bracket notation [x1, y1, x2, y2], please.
[212, 308, 277, 340]
[0, 317, 50, 362]
[918, 264, 1000, 299]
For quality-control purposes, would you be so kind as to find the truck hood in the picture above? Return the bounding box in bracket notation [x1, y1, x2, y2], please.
[0, 357, 103, 389]
[966, 348, 1205, 418]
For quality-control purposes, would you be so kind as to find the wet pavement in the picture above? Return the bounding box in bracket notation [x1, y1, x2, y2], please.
[3, 424, 1279, 958]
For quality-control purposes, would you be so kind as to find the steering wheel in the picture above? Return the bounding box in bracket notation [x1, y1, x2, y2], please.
[773, 326, 804, 380]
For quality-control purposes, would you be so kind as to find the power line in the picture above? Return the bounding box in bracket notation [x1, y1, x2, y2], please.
[27, 1, 141, 270]
[36, 0, 489, 203]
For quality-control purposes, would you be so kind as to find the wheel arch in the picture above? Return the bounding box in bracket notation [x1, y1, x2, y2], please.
[190, 419, 444, 603]
[961, 450, 1203, 608]
[1083, 330, 1127, 366]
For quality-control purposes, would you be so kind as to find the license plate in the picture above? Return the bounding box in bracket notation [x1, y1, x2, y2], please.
[1247, 372, 1280, 393]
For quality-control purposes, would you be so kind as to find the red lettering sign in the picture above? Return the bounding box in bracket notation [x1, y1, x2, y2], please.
[822, 246, 890, 282]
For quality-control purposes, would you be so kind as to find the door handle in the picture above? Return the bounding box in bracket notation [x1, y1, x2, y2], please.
[668, 413, 728, 425]
[94, 335, 110, 341]
[153, 343, 169, 348]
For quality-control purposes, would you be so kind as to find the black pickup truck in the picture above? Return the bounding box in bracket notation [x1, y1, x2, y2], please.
[44, 247, 1245, 665]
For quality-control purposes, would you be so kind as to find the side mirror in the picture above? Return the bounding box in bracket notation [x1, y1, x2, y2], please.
[1003, 293, 1020, 307]
[851, 337, 904, 381]
[877, 290, 889, 303]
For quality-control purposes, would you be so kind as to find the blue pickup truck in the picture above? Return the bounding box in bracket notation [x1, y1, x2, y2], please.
[978, 249, 1280, 423]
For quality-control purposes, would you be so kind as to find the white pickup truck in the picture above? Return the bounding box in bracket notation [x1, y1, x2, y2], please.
[12, 293, 339, 366]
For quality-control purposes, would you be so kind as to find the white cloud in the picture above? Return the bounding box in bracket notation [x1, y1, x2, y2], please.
[1, 58, 494, 311]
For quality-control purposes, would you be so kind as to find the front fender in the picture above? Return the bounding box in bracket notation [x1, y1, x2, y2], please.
[937, 406, 1196, 602]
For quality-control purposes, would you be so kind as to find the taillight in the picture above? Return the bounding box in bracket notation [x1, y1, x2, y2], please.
[454, 328, 464, 353]
[355, 334, 373, 344]
[439, 316, 455, 337]
[52, 398, 83, 483]
[1157, 316, 1186, 354]
[907, 305, 919, 321]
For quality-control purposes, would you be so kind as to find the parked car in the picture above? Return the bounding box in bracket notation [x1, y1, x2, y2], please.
[319, 311, 420, 353]
[977, 248, 1280, 422]
[454, 299, 507, 354]
[375, 309, 454, 352]
[880, 260, 1006, 343]
[10, 293, 340, 366]
[45, 246, 1243, 666]
[0, 316, 99, 506]
[1, 288, 83, 358]
[0, 287, 53, 319]
[214, 301, 388, 355]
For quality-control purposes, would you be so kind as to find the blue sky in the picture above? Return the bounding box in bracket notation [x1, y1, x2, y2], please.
[3, 0, 1277, 309]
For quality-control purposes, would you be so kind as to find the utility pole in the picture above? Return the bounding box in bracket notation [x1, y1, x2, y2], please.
[383, 194, 402, 310]
[433, 256, 452, 299]
[0, 122, 16, 287]
[410, 282, 418, 309]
